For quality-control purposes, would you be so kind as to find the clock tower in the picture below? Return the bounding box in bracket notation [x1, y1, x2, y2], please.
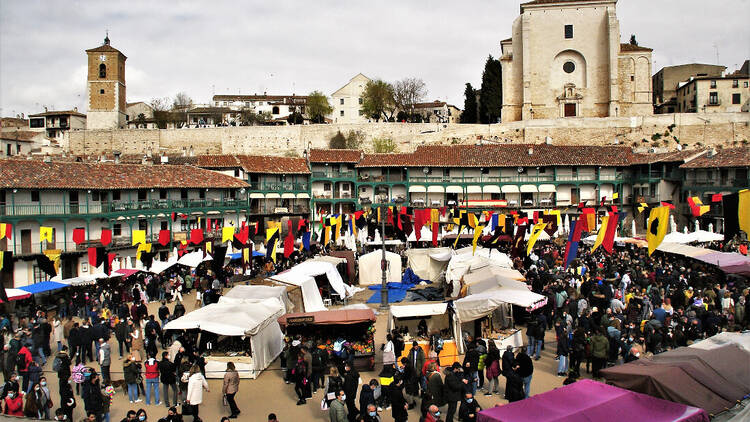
[85, 34, 127, 129]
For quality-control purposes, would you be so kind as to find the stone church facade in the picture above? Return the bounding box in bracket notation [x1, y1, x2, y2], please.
[500, 0, 653, 122]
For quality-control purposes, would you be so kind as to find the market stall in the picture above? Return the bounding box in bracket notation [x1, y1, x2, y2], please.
[359, 250, 402, 285]
[477, 379, 708, 422]
[164, 297, 285, 379]
[268, 274, 325, 312]
[275, 260, 360, 301]
[389, 302, 459, 366]
[278, 309, 377, 371]
[218, 285, 294, 312]
[404, 247, 451, 282]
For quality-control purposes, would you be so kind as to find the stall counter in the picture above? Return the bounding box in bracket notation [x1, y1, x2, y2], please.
[399, 339, 459, 367]
[486, 329, 523, 352]
[205, 355, 254, 379]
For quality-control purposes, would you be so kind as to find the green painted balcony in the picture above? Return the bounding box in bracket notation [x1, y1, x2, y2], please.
[248, 181, 309, 192]
[311, 170, 356, 179]
[0, 198, 249, 218]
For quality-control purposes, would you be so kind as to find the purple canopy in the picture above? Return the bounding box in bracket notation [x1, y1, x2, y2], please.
[694, 251, 750, 275]
[477, 379, 708, 422]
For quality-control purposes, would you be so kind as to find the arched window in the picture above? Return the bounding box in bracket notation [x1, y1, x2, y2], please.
[272, 106, 280, 115]
[99, 63, 106, 78]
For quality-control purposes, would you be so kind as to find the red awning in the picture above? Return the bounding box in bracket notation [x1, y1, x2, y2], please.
[0, 288, 32, 303]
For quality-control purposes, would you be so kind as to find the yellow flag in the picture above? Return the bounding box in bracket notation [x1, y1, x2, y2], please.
[222, 226, 235, 243]
[132, 230, 146, 246]
[44, 249, 61, 273]
[612, 192, 619, 200]
[739, 189, 750, 236]
[468, 213, 478, 229]
[647, 206, 669, 256]
[205, 242, 212, 254]
[0, 223, 8, 240]
[136, 243, 152, 261]
[472, 225, 485, 255]
[242, 248, 250, 264]
[334, 215, 342, 241]
[324, 226, 331, 245]
[527, 223, 548, 256]
[430, 209, 440, 226]
[0, 252, 4, 270]
[545, 209, 561, 226]
[592, 216, 609, 252]
[40, 226, 53, 243]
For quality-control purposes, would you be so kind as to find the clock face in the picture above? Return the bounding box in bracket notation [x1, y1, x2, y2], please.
[99, 54, 107, 62]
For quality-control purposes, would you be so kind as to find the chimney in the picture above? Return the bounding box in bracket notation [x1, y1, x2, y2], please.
[544, 136, 552, 145]
[141, 154, 151, 165]
[44, 106, 48, 112]
[189, 145, 194, 157]
[181, 146, 187, 157]
[528, 147, 534, 155]
[43, 153, 51, 163]
[113, 151, 121, 164]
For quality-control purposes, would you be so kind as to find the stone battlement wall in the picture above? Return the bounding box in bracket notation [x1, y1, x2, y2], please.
[66, 112, 750, 157]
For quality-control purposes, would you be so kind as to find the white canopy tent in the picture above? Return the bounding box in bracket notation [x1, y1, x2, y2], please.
[219, 285, 293, 312]
[689, 332, 750, 353]
[359, 250, 402, 285]
[269, 272, 326, 312]
[404, 247, 451, 282]
[275, 260, 360, 298]
[164, 298, 285, 379]
[177, 251, 212, 268]
[453, 287, 546, 323]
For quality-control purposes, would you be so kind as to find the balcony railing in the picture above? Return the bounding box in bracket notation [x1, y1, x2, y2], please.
[2, 199, 249, 217]
[357, 174, 406, 182]
[684, 177, 750, 188]
[312, 170, 355, 179]
[312, 192, 355, 200]
[248, 182, 308, 191]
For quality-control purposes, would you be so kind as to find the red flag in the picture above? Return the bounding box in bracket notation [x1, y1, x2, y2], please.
[206, 219, 212, 232]
[602, 212, 619, 253]
[107, 253, 116, 275]
[711, 193, 723, 203]
[171, 212, 177, 222]
[284, 220, 294, 258]
[190, 229, 204, 245]
[88, 247, 97, 267]
[100, 229, 112, 246]
[571, 217, 585, 242]
[72, 228, 86, 245]
[297, 218, 307, 231]
[0, 223, 12, 239]
[660, 201, 676, 210]
[235, 226, 249, 245]
[413, 209, 425, 241]
[158, 230, 170, 246]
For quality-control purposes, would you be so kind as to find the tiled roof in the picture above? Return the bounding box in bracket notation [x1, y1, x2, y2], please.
[187, 107, 231, 114]
[630, 149, 707, 165]
[414, 101, 447, 109]
[357, 144, 637, 168]
[169, 155, 241, 168]
[0, 131, 42, 142]
[680, 147, 750, 169]
[85, 44, 126, 56]
[309, 149, 362, 163]
[0, 160, 248, 190]
[620, 43, 653, 53]
[1, 118, 29, 128]
[212, 95, 308, 103]
[28, 110, 86, 118]
[237, 155, 310, 174]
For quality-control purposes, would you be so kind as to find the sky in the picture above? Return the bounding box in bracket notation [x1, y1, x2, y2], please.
[1, 0, 748, 118]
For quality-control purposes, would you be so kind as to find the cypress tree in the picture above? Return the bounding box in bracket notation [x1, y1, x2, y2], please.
[479, 55, 503, 124]
[460, 83, 478, 123]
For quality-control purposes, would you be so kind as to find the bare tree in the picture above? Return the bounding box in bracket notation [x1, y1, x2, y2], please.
[150, 97, 171, 112]
[393, 78, 427, 120]
[173, 92, 193, 110]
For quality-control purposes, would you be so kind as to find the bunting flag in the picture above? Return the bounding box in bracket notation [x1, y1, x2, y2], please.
[413, 209, 426, 241]
[106, 253, 116, 275]
[0, 252, 8, 302]
[131, 230, 146, 246]
[284, 220, 295, 258]
[602, 212, 619, 253]
[95, 247, 106, 268]
[687, 197, 710, 217]
[302, 231, 311, 251]
[564, 218, 586, 268]
[37, 249, 60, 277]
[178, 241, 188, 258]
[612, 192, 619, 201]
[472, 225, 485, 255]
[88, 247, 98, 267]
[431, 208, 440, 247]
[581, 208, 596, 232]
[711, 193, 723, 203]
[140, 251, 157, 270]
[335, 214, 343, 241]
[171, 212, 177, 222]
[266, 225, 280, 263]
[324, 225, 331, 245]
[542, 213, 558, 237]
[136, 243, 152, 261]
[100, 229, 112, 246]
[189, 228, 204, 245]
[70, 228, 85, 245]
[592, 216, 609, 252]
[490, 214, 499, 231]
[205, 242, 212, 255]
[510, 223, 527, 258]
[222, 226, 235, 243]
[234, 226, 249, 245]
[158, 229, 171, 246]
[527, 223, 548, 256]
[242, 247, 250, 264]
[722, 193, 740, 241]
[40, 226, 53, 243]
[647, 206, 670, 255]
[660, 201, 676, 210]
[739, 189, 750, 236]
[211, 244, 227, 274]
[637, 203, 649, 214]
[0, 223, 12, 240]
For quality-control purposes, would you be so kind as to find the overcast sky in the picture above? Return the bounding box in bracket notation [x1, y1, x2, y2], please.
[1, 0, 748, 117]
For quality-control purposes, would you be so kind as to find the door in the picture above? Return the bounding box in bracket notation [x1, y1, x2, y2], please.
[21, 229, 31, 254]
[564, 103, 576, 117]
[69, 191, 79, 214]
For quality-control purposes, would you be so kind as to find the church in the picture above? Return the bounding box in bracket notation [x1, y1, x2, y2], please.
[500, 0, 653, 122]
[85, 35, 127, 129]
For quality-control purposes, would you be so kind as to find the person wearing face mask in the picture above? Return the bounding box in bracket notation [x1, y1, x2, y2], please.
[458, 392, 481, 422]
[360, 403, 380, 422]
[3, 387, 24, 416]
[329, 390, 348, 422]
[425, 404, 443, 422]
[39, 377, 52, 419]
[136, 408, 148, 422]
[1, 371, 19, 401]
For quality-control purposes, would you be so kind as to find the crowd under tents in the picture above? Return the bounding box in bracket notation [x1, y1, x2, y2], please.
[476, 379, 709, 422]
[164, 297, 285, 379]
[655, 243, 750, 275]
[359, 250, 402, 285]
[601, 343, 750, 415]
[389, 302, 460, 366]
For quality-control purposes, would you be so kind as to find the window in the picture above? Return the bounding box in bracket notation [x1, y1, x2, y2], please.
[732, 80, 739, 88]
[733, 93, 741, 105]
[99, 64, 106, 78]
[32, 265, 46, 283]
[160, 221, 168, 230]
[340, 98, 345, 105]
[199, 189, 205, 199]
[31, 191, 40, 202]
[137, 190, 147, 201]
[358, 98, 363, 105]
[630, 75, 634, 81]
[323, 182, 332, 191]
[245, 102, 250, 107]
[92, 191, 100, 201]
[112, 191, 120, 201]
[234, 169, 240, 177]
[214, 102, 219, 106]
[340, 110, 344, 116]
[181, 189, 188, 200]
[159, 189, 167, 200]
[563, 61, 575, 74]
[481, 168, 490, 175]
[16, 144, 20, 154]
[709, 92, 719, 105]
[223, 101, 228, 106]
[745, 82, 749, 88]
[5, 144, 10, 156]
[710, 80, 716, 89]
[272, 106, 279, 114]
[138, 219, 147, 231]
[100, 89, 104, 94]
[564, 24, 573, 39]
[30, 118, 44, 128]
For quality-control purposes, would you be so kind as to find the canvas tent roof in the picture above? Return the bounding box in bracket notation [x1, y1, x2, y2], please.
[390, 302, 448, 319]
[689, 332, 750, 353]
[177, 251, 212, 268]
[476, 379, 708, 422]
[405, 247, 451, 282]
[359, 250, 402, 285]
[219, 285, 293, 312]
[269, 272, 326, 312]
[601, 344, 750, 415]
[453, 287, 546, 322]
[275, 260, 359, 298]
[164, 297, 285, 336]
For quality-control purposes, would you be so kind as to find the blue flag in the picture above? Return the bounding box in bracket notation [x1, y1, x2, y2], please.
[302, 231, 311, 251]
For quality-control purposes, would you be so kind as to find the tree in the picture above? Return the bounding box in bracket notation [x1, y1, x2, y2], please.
[460, 83, 478, 123]
[629, 34, 638, 46]
[172, 92, 193, 109]
[345, 130, 365, 149]
[479, 55, 502, 124]
[329, 131, 347, 149]
[287, 111, 304, 125]
[361, 79, 396, 122]
[306, 91, 333, 123]
[150, 97, 172, 129]
[393, 77, 427, 121]
[240, 110, 271, 126]
[372, 138, 396, 153]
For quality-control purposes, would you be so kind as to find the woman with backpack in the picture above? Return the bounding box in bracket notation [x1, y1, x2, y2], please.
[323, 366, 343, 408]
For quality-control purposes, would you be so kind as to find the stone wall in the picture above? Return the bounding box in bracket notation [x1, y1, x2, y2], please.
[65, 112, 750, 157]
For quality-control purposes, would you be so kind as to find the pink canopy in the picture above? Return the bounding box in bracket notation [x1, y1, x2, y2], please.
[113, 269, 140, 278]
[477, 380, 708, 422]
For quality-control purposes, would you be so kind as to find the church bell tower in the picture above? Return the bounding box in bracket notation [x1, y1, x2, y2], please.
[85, 34, 127, 129]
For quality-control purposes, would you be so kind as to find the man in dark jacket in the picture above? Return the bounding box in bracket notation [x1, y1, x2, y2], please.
[515, 348, 534, 398]
[55, 346, 72, 391]
[389, 376, 409, 422]
[443, 363, 463, 422]
[462, 344, 479, 396]
[458, 392, 482, 421]
[425, 361, 445, 409]
[501, 346, 515, 376]
[342, 362, 360, 422]
[406, 341, 426, 393]
[158, 351, 177, 407]
[504, 364, 525, 402]
[399, 357, 419, 409]
[79, 320, 94, 364]
[311, 343, 328, 393]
